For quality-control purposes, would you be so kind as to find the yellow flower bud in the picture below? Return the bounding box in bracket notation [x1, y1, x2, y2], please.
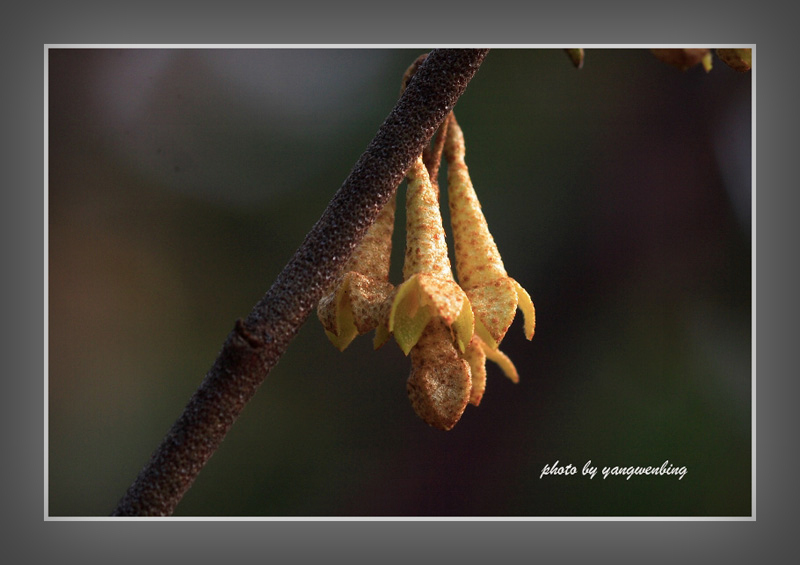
[407, 318, 472, 430]
[565, 48, 584, 69]
[445, 116, 535, 350]
[317, 192, 396, 351]
[389, 155, 474, 355]
[651, 48, 711, 72]
[716, 48, 752, 72]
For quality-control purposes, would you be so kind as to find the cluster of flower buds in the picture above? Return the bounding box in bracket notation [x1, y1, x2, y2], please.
[563, 48, 753, 73]
[317, 74, 534, 431]
[650, 48, 752, 73]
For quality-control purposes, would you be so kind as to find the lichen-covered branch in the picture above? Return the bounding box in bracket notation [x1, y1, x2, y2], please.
[111, 48, 490, 517]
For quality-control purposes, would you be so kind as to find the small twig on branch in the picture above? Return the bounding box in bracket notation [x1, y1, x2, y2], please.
[111, 48, 490, 516]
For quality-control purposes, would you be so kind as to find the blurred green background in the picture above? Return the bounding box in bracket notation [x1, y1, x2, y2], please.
[48, 48, 751, 517]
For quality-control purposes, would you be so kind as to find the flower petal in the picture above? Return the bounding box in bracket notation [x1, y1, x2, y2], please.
[407, 319, 472, 431]
[373, 323, 391, 350]
[317, 272, 394, 351]
[389, 275, 433, 355]
[463, 334, 520, 407]
[389, 274, 473, 355]
[317, 274, 358, 351]
[462, 336, 487, 406]
[480, 338, 520, 383]
[513, 279, 536, 341]
[466, 277, 519, 350]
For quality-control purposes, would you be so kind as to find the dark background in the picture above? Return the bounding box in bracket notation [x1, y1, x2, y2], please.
[48, 48, 751, 517]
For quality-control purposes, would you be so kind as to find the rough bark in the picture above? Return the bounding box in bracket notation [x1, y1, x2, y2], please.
[111, 48, 490, 517]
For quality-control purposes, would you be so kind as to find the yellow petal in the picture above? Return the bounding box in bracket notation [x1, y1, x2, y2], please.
[701, 51, 713, 73]
[469, 278, 535, 349]
[463, 334, 519, 407]
[466, 277, 519, 349]
[373, 323, 391, 350]
[407, 318, 472, 430]
[480, 339, 519, 384]
[389, 276, 433, 355]
[389, 274, 473, 355]
[317, 271, 394, 351]
[451, 295, 474, 353]
[462, 336, 487, 406]
[513, 279, 536, 340]
[317, 275, 357, 351]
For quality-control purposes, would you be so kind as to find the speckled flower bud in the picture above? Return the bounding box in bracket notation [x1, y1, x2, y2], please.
[388, 155, 474, 355]
[651, 48, 712, 72]
[445, 117, 535, 350]
[565, 48, 584, 69]
[317, 192, 397, 350]
[407, 318, 472, 430]
[716, 49, 752, 72]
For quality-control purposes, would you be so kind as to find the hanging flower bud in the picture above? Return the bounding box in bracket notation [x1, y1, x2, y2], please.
[565, 48, 585, 69]
[445, 116, 535, 351]
[716, 48, 752, 72]
[388, 154, 474, 356]
[317, 192, 397, 351]
[407, 318, 472, 430]
[651, 48, 712, 72]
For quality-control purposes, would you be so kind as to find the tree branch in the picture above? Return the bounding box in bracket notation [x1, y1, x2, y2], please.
[111, 48, 490, 516]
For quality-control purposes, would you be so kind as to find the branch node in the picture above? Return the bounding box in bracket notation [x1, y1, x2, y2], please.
[233, 318, 266, 349]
